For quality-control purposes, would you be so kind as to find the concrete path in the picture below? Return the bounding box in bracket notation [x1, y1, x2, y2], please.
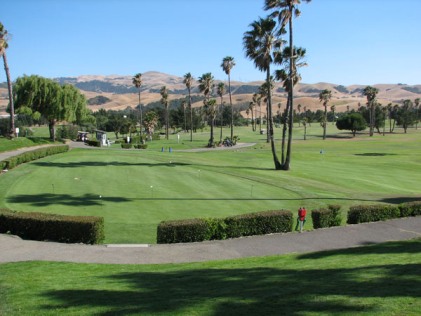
[1, 217, 420, 264]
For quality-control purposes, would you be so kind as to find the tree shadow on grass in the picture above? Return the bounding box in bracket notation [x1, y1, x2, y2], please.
[7, 193, 130, 207]
[40, 262, 421, 315]
[32, 161, 191, 168]
[297, 239, 421, 260]
[354, 153, 398, 157]
[379, 196, 421, 204]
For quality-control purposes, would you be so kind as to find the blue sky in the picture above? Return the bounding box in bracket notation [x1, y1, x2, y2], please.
[1, 0, 420, 85]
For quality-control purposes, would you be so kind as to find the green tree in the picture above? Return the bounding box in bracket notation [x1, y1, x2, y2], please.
[14, 75, 88, 141]
[221, 56, 236, 141]
[319, 89, 332, 140]
[132, 73, 142, 135]
[183, 72, 194, 142]
[265, 0, 311, 171]
[217, 82, 225, 142]
[198, 73, 215, 147]
[160, 86, 170, 139]
[363, 86, 379, 136]
[336, 112, 367, 137]
[0, 22, 15, 137]
[243, 17, 282, 170]
[143, 111, 158, 140]
[396, 99, 416, 133]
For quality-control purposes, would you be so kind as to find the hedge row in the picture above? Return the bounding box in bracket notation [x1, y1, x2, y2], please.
[1, 145, 69, 170]
[86, 139, 101, 147]
[0, 208, 104, 244]
[347, 201, 421, 224]
[157, 210, 293, 244]
[311, 205, 342, 229]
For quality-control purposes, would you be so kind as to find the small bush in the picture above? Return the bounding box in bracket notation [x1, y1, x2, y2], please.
[312, 205, 342, 229]
[121, 143, 133, 149]
[0, 209, 104, 244]
[134, 144, 148, 149]
[347, 204, 400, 224]
[1, 145, 69, 170]
[399, 201, 421, 217]
[86, 139, 101, 147]
[157, 218, 209, 244]
[224, 210, 293, 239]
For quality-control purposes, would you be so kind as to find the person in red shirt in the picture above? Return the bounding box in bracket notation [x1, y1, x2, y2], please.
[295, 207, 307, 232]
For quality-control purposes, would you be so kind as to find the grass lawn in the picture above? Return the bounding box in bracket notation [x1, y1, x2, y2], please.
[0, 238, 420, 315]
[1, 126, 421, 243]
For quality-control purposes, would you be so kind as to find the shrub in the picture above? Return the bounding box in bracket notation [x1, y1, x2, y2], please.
[399, 201, 421, 217]
[224, 210, 293, 239]
[311, 205, 342, 229]
[0, 209, 104, 244]
[156, 210, 293, 244]
[1, 145, 69, 170]
[134, 144, 148, 149]
[157, 218, 209, 244]
[57, 125, 79, 140]
[121, 143, 133, 149]
[347, 204, 400, 224]
[86, 139, 101, 147]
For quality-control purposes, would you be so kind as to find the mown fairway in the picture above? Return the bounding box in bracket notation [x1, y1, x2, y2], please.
[0, 239, 420, 315]
[1, 126, 421, 243]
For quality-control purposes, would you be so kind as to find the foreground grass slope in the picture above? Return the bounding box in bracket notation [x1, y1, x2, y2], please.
[1, 238, 420, 315]
[1, 127, 421, 243]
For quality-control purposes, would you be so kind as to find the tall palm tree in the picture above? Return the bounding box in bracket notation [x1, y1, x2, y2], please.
[183, 72, 194, 142]
[297, 103, 302, 126]
[160, 86, 170, 140]
[265, 0, 311, 170]
[319, 89, 332, 140]
[243, 17, 282, 170]
[0, 22, 15, 138]
[248, 101, 255, 131]
[217, 82, 225, 142]
[253, 93, 262, 132]
[132, 73, 142, 136]
[221, 56, 236, 141]
[414, 98, 420, 129]
[363, 86, 379, 137]
[198, 73, 215, 146]
[330, 104, 336, 125]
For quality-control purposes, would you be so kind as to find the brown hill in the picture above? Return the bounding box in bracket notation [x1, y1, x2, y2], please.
[1, 73, 420, 115]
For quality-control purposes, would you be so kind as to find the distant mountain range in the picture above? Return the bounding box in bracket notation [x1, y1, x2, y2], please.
[1, 71, 420, 114]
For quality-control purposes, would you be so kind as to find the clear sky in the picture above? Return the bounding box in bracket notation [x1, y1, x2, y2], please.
[1, 0, 420, 86]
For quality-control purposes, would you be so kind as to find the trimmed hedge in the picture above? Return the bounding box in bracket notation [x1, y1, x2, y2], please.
[399, 201, 421, 217]
[347, 204, 400, 224]
[1, 145, 69, 170]
[157, 210, 293, 244]
[0, 208, 104, 244]
[121, 143, 133, 149]
[134, 144, 148, 149]
[311, 205, 342, 229]
[157, 218, 209, 244]
[86, 139, 101, 147]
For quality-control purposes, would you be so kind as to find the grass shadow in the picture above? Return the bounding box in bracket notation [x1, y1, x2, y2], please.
[379, 196, 421, 204]
[354, 153, 398, 157]
[32, 161, 191, 168]
[40, 260, 421, 315]
[7, 193, 130, 207]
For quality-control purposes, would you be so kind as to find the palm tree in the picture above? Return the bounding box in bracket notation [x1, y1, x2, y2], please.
[414, 98, 420, 129]
[243, 17, 282, 170]
[297, 103, 301, 126]
[183, 72, 194, 142]
[132, 73, 142, 136]
[198, 73, 215, 146]
[160, 86, 170, 140]
[363, 86, 379, 137]
[217, 82, 225, 142]
[252, 93, 262, 132]
[319, 89, 332, 140]
[265, 0, 311, 171]
[330, 104, 336, 125]
[248, 101, 255, 131]
[221, 56, 236, 141]
[0, 22, 15, 138]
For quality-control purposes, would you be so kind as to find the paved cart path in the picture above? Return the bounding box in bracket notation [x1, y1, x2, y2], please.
[1, 217, 420, 264]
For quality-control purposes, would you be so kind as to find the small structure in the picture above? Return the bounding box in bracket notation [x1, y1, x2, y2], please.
[95, 130, 108, 146]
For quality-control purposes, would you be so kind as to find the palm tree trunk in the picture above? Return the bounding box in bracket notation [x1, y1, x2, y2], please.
[189, 89, 193, 142]
[229, 73, 233, 141]
[266, 68, 281, 170]
[219, 98, 223, 142]
[2, 51, 15, 138]
[323, 105, 327, 140]
[283, 7, 294, 171]
[138, 90, 142, 136]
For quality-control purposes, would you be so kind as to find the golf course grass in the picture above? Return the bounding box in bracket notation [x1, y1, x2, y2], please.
[0, 238, 420, 315]
[1, 125, 421, 243]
